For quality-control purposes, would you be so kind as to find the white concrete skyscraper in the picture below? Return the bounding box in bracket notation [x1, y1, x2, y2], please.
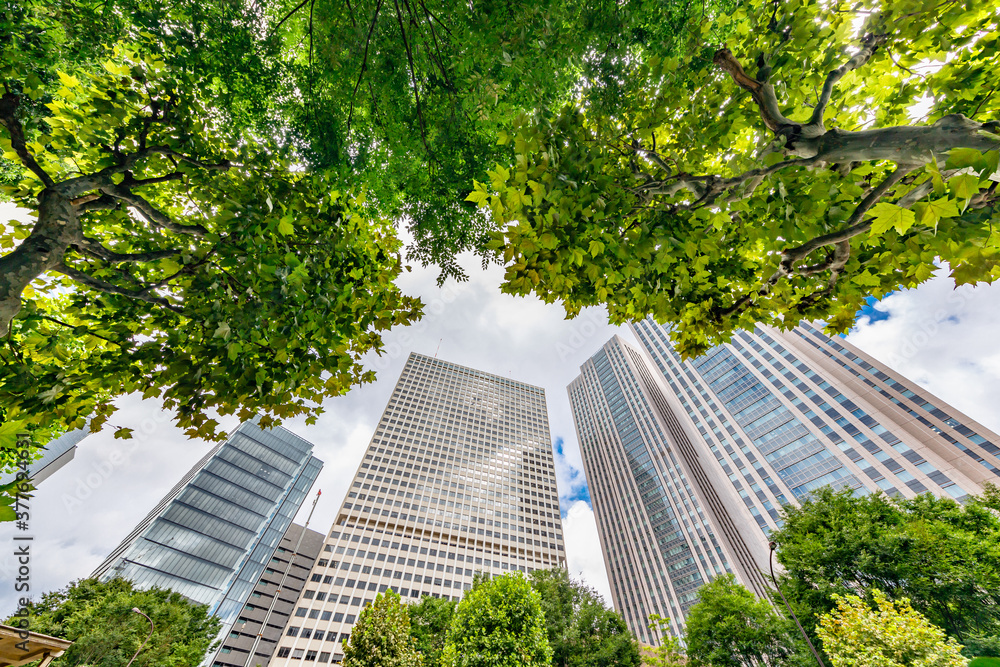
[274, 352, 566, 665]
[569, 320, 1000, 644]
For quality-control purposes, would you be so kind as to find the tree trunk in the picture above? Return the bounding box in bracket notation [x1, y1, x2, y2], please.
[0, 189, 80, 336]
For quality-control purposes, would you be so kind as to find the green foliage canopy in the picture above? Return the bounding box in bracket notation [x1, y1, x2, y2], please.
[475, 0, 1000, 356]
[816, 590, 968, 667]
[682, 574, 799, 667]
[529, 568, 641, 667]
[442, 573, 552, 667]
[265, 0, 723, 282]
[0, 39, 421, 447]
[408, 595, 457, 666]
[772, 486, 1000, 642]
[7, 578, 221, 667]
[344, 589, 423, 667]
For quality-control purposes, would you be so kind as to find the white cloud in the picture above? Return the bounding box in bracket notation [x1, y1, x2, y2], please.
[847, 268, 1000, 434]
[561, 499, 614, 606]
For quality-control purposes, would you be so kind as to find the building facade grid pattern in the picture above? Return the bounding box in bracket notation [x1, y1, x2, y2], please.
[571, 319, 1000, 644]
[274, 353, 566, 665]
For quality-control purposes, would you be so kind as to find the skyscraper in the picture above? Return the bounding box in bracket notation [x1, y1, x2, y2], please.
[216, 523, 325, 667]
[273, 352, 565, 665]
[569, 320, 1000, 643]
[92, 421, 323, 662]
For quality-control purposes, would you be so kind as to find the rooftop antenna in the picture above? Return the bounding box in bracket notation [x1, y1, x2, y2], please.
[434, 338, 442, 358]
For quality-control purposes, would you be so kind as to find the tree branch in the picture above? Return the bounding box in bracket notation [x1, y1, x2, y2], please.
[713, 48, 797, 134]
[0, 92, 55, 187]
[99, 183, 208, 236]
[635, 156, 819, 205]
[121, 171, 186, 187]
[392, 0, 430, 153]
[33, 315, 124, 346]
[267, 0, 311, 39]
[809, 33, 888, 128]
[53, 264, 182, 312]
[348, 0, 386, 133]
[77, 237, 181, 263]
[775, 166, 913, 278]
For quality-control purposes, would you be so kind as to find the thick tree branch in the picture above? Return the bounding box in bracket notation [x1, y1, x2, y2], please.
[713, 48, 796, 133]
[77, 195, 119, 212]
[0, 92, 55, 187]
[53, 263, 181, 312]
[60, 147, 229, 198]
[122, 171, 186, 187]
[810, 33, 888, 128]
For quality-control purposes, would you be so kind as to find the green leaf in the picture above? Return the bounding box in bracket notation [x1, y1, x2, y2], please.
[868, 203, 916, 235]
[277, 216, 295, 236]
[56, 71, 80, 87]
[945, 147, 987, 172]
[948, 173, 980, 203]
[0, 420, 26, 450]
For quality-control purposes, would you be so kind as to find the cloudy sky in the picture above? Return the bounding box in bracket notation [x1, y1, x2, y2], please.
[2, 200, 1000, 614]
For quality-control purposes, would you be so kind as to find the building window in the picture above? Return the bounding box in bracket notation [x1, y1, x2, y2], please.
[306, 651, 318, 661]
[277, 648, 291, 658]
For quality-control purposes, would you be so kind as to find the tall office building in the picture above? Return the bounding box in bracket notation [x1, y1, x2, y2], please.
[569, 320, 1000, 643]
[216, 523, 325, 667]
[93, 421, 323, 663]
[273, 353, 565, 665]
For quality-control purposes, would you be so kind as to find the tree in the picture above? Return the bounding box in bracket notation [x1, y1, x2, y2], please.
[772, 485, 1000, 642]
[474, 0, 1000, 356]
[0, 33, 421, 449]
[262, 0, 725, 283]
[409, 595, 457, 666]
[816, 590, 967, 667]
[441, 572, 552, 667]
[529, 567, 641, 667]
[7, 578, 220, 667]
[344, 589, 423, 667]
[641, 614, 684, 667]
[683, 574, 798, 667]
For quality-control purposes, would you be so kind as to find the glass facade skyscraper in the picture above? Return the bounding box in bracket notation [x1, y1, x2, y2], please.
[570, 320, 1000, 643]
[92, 421, 323, 661]
[273, 352, 565, 665]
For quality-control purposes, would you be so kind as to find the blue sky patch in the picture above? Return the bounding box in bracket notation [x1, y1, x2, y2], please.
[553, 436, 593, 516]
[857, 295, 891, 323]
